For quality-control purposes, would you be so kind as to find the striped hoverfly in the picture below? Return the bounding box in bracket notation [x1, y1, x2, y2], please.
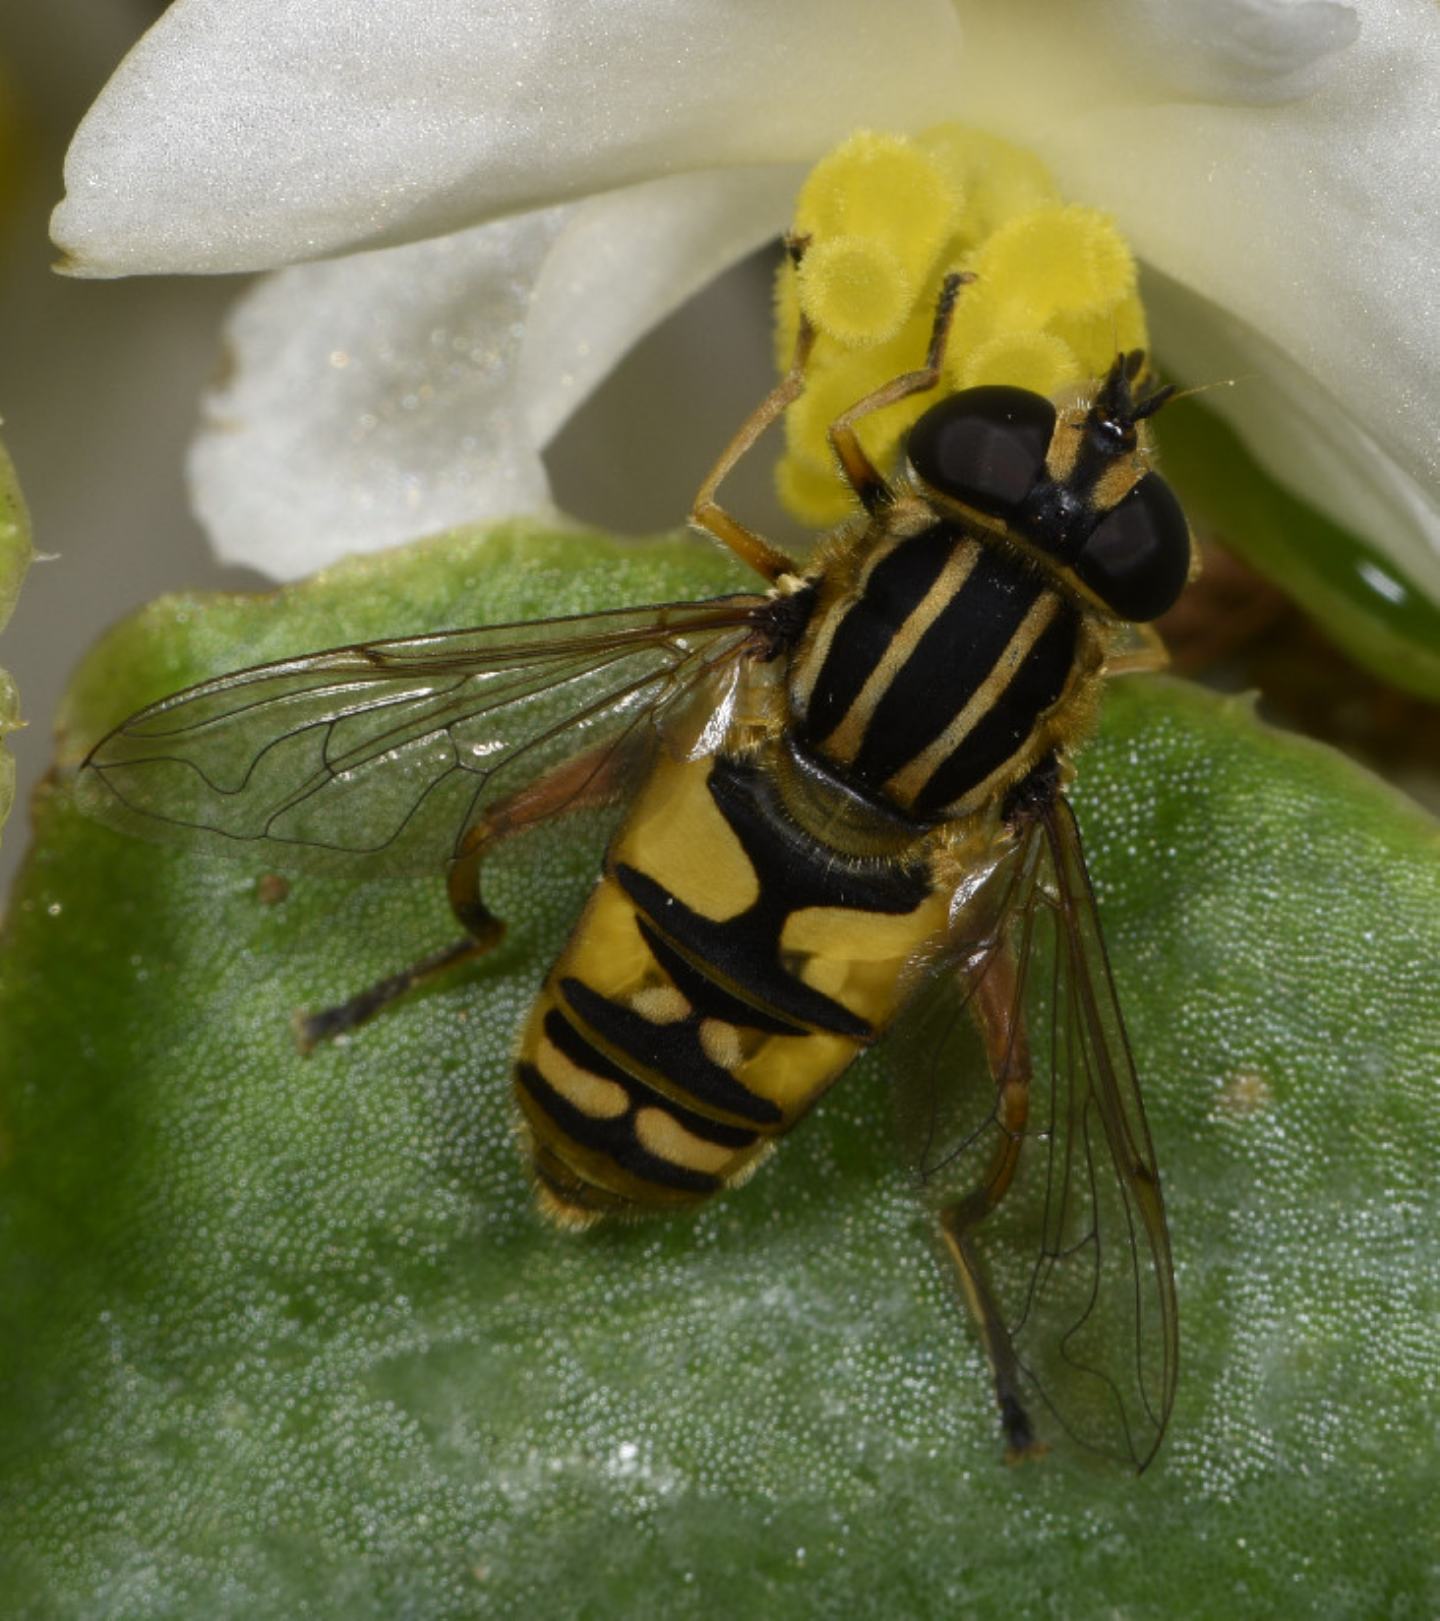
[81, 254, 1184, 1471]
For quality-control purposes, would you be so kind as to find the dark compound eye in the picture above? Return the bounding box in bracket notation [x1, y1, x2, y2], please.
[1074, 472, 1190, 621]
[907, 386, 1056, 518]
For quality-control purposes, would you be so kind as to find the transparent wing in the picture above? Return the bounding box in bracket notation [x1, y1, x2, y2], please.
[78, 595, 767, 876]
[893, 795, 1177, 1470]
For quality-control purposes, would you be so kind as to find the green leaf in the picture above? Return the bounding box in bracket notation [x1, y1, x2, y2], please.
[2, 522, 1437, 1617]
[1154, 398, 1440, 701]
[0, 433, 34, 846]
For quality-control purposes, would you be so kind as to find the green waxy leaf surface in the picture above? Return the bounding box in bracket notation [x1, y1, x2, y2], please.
[2, 522, 1437, 1617]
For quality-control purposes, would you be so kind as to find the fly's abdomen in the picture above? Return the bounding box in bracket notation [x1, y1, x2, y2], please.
[514, 750, 949, 1222]
[789, 525, 1081, 819]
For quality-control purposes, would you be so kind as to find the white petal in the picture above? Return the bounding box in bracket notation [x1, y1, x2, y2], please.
[948, 0, 1440, 592]
[518, 165, 801, 448]
[54, 0, 964, 276]
[189, 210, 567, 579]
[1108, 0, 1361, 102]
[190, 165, 797, 577]
[1144, 268, 1440, 605]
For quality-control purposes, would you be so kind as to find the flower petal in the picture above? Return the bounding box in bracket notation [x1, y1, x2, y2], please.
[1108, 0, 1361, 102]
[190, 165, 797, 577]
[945, 0, 1440, 599]
[518, 165, 800, 449]
[189, 210, 567, 578]
[1143, 267, 1440, 606]
[53, 0, 964, 277]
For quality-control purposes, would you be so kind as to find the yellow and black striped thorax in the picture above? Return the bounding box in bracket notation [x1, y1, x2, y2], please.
[787, 521, 1081, 821]
[779, 360, 1198, 825]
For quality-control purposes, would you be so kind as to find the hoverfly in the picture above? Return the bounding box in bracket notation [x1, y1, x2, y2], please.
[81, 247, 1183, 1470]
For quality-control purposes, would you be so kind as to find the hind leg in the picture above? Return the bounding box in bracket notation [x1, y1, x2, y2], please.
[295, 740, 638, 1050]
[934, 945, 1046, 1460]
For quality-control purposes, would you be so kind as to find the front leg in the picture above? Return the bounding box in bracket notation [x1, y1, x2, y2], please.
[688, 233, 814, 586]
[827, 271, 969, 513]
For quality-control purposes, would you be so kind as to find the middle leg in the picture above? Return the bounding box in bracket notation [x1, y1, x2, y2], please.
[828, 270, 970, 513]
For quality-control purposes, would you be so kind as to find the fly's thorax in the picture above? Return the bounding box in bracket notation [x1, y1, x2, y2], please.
[783, 510, 1103, 825]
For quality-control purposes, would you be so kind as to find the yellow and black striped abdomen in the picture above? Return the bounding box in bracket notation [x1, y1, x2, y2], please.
[789, 524, 1080, 819]
[514, 749, 949, 1222]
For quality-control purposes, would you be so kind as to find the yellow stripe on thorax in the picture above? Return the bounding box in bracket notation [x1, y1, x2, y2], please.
[820, 538, 981, 761]
[883, 590, 1062, 806]
[788, 527, 909, 714]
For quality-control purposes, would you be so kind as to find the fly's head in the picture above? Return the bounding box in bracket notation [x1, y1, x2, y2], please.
[904, 350, 1194, 623]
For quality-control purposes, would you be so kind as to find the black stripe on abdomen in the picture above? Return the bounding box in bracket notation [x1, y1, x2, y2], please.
[558, 978, 783, 1127]
[541, 1007, 753, 1150]
[516, 1061, 719, 1195]
[635, 916, 804, 1039]
[516, 1006, 761, 1195]
[614, 756, 933, 1041]
[615, 865, 874, 1039]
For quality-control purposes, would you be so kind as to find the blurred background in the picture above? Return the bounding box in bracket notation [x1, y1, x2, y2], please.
[0, 0, 261, 897]
[1, 0, 1436, 909]
[0, 0, 794, 903]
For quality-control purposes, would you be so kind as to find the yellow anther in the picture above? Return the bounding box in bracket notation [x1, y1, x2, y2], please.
[797, 236, 915, 348]
[972, 205, 1136, 324]
[1049, 291, 1149, 377]
[794, 131, 958, 287]
[776, 453, 854, 528]
[915, 126, 1058, 245]
[785, 321, 926, 463]
[956, 329, 1079, 397]
[775, 127, 1151, 524]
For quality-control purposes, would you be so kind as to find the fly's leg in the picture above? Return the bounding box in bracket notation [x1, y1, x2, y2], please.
[829, 271, 970, 513]
[936, 944, 1046, 1461]
[294, 740, 636, 1051]
[1104, 622, 1170, 677]
[688, 234, 815, 586]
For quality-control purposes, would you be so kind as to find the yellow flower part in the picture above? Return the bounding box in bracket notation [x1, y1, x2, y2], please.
[955, 329, 1078, 396]
[796, 236, 916, 349]
[912, 126, 1058, 250]
[970, 205, 1136, 325]
[776, 126, 1150, 527]
[791, 133, 957, 347]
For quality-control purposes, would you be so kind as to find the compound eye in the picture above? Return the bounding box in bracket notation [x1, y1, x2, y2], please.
[907, 386, 1056, 517]
[1075, 472, 1190, 621]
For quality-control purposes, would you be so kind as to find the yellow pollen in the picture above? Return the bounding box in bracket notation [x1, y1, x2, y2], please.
[775, 125, 1151, 526]
[793, 131, 958, 278]
[797, 236, 914, 348]
[956, 329, 1079, 397]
